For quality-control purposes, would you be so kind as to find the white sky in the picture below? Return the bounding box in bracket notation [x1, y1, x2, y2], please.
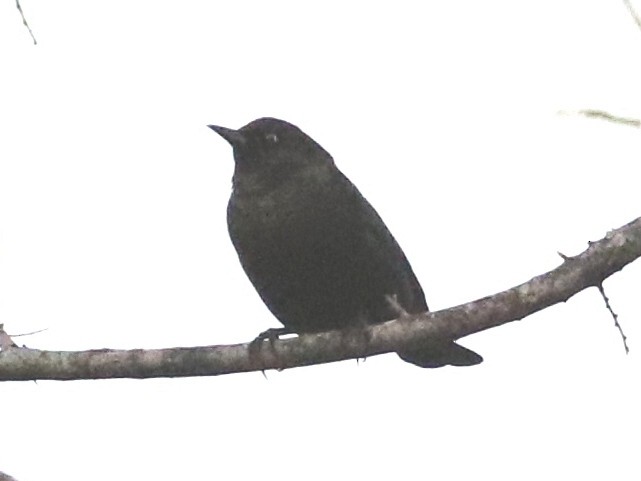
[1, 1, 640, 480]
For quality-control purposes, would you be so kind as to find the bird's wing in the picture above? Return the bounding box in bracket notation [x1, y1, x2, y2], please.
[329, 171, 429, 315]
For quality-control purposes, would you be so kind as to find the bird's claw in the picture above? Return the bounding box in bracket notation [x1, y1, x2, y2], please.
[252, 327, 291, 344]
[248, 327, 292, 373]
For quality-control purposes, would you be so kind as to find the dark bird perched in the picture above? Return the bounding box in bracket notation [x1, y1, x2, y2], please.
[208, 118, 482, 368]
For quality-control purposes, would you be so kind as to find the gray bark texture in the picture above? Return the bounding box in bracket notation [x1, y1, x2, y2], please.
[0, 471, 18, 481]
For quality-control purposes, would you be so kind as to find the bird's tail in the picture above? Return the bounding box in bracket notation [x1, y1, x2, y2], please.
[397, 341, 483, 368]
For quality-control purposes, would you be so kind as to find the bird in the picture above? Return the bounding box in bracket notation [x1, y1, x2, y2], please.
[208, 117, 482, 368]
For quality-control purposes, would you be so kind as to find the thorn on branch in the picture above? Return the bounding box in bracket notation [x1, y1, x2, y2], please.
[596, 283, 629, 354]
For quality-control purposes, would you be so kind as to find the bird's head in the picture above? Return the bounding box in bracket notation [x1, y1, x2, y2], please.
[208, 118, 335, 188]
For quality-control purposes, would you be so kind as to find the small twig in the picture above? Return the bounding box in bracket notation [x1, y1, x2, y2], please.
[10, 327, 48, 337]
[623, 0, 641, 32]
[575, 110, 641, 128]
[597, 283, 629, 354]
[385, 294, 410, 318]
[15, 0, 37, 45]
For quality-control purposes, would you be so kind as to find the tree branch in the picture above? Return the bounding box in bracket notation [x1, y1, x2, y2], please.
[0, 471, 18, 481]
[0, 217, 640, 381]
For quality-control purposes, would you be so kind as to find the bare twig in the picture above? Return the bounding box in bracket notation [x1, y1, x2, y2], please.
[559, 2, 641, 131]
[11, 327, 48, 337]
[15, 0, 37, 45]
[574, 109, 641, 128]
[623, 0, 641, 32]
[597, 283, 629, 354]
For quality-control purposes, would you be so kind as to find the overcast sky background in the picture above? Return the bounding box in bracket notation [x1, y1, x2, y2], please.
[1, 1, 640, 480]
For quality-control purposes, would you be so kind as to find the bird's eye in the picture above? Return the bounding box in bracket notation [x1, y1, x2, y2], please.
[265, 133, 279, 143]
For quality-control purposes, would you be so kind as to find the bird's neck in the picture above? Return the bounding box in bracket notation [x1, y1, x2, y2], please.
[232, 161, 335, 199]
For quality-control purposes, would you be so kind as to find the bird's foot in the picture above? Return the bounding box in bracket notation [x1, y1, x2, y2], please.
[253, 327, 292, 344]
[342, 317, 373, 364]
[248, 327, 293, 374]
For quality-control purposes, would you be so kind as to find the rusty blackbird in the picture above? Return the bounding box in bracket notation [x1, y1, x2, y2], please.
[208, 117, 482, 368]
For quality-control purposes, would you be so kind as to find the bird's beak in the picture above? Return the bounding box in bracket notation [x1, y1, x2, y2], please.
[207, 125, 247, 147]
